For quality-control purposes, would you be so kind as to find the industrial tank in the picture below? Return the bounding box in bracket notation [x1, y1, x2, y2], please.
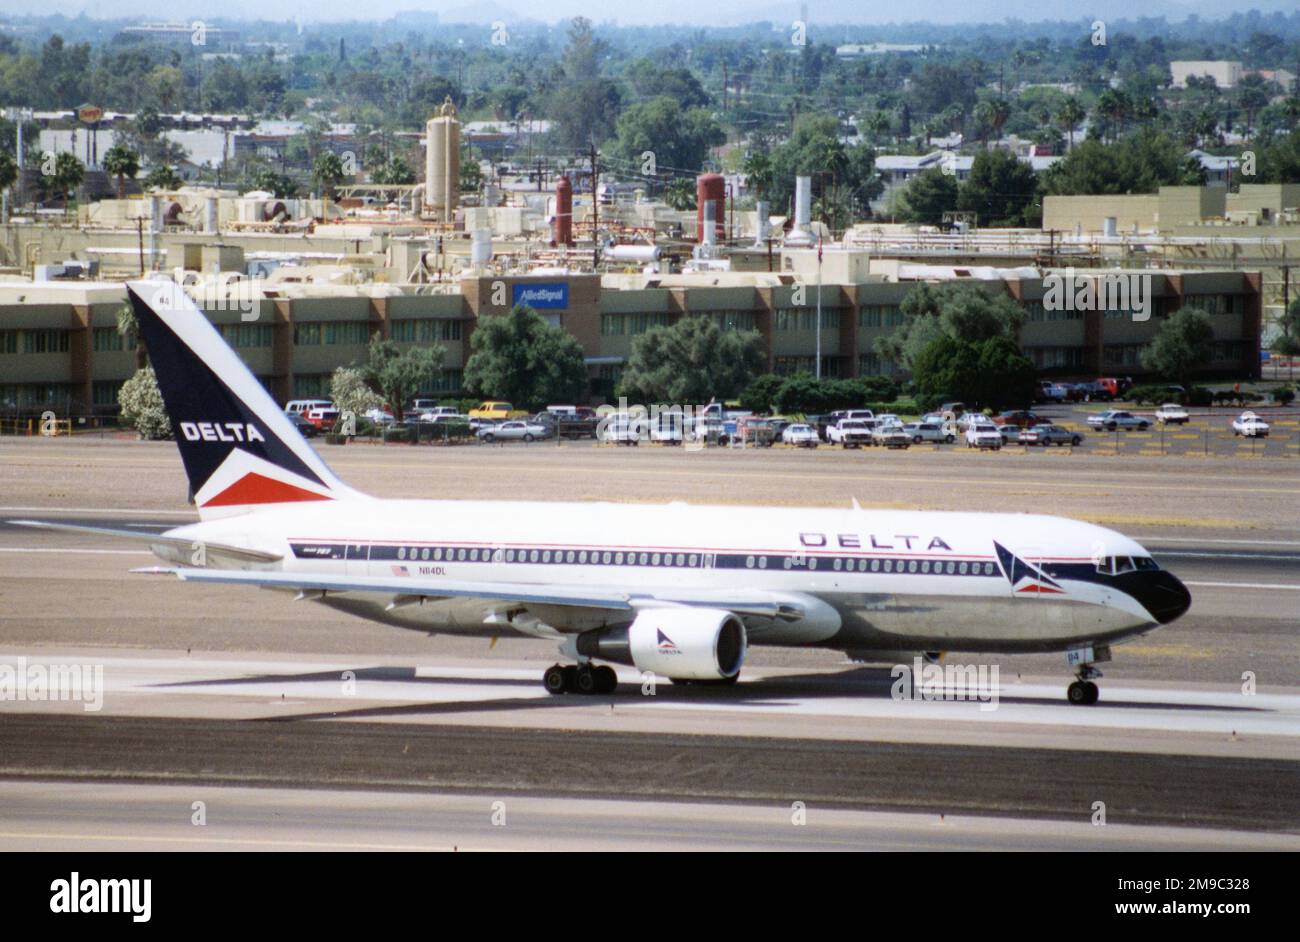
[696, 173, 725, 243]
[424, 97, 461, 222]
[554, 175, 573, 246]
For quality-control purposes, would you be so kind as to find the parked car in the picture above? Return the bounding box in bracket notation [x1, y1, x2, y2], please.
[994, 410, 1045, 429]
[1019, 424, 1083, 447]
[872, 422, 911, 449]
[364, 407, 396, 426]
[600, 413, 651, 445]
[305, 406, 340, 431]
[828, 419, 874, 448]
[1087, 410, 1150, 431]
[1155, 403, 1190, 425]
[997, 423, 1023, 443]
[736, 415, 778, 447]
[938, 402, 967, 418]
[477, 420, 549, 443]
[469, 401, 527, 420]
[284, 411, 319, 438]
[1037, 382, 1068, 403]
[965, 419, 1003, 450]
[902, 421, 955, 444]
[1232, 411, 1270, 437]
[285, 398, 333, 417]
[407, 398, 444, 415]
[781, 423, 820, 448]
[532, 411, 598, 440]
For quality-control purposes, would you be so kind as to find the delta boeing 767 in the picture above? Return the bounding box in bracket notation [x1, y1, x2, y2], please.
[14, 281, 1191, 704]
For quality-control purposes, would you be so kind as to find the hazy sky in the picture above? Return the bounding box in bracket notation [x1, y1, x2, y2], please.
[1, 0, 1294, 28]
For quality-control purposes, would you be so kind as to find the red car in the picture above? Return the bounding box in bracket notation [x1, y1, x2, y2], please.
[993, 411, 1045, 428]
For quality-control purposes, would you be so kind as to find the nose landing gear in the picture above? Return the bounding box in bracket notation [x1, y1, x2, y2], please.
[1065, 644, 1109, 705]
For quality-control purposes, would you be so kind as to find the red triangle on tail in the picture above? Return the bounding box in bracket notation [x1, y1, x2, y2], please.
[202, 471, 333, 508]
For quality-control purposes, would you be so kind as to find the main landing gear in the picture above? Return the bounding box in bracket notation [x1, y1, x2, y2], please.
[1065, 644, 1109, 705]
[543, 663, 618, 695]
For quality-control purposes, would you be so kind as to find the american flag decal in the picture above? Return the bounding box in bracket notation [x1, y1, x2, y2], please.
[391, 565, 410, 577]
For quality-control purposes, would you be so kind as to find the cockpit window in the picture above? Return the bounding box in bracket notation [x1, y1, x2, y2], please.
[1096, 555, 1160, 574]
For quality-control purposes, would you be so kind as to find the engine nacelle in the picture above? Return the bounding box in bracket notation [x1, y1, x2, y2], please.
[576, 607, 747, 681]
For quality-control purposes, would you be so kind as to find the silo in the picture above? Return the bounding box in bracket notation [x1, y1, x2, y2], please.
[554, 175, 573, 246]
[696, 173, 725, 243]
[424, 97, 461, 222]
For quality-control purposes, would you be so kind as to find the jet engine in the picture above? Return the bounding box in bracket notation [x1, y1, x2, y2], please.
[576, 608, 747, 681]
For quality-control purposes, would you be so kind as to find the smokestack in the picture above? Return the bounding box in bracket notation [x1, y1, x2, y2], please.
[786, 176, 813, 246]
[703, 200, 717, 247]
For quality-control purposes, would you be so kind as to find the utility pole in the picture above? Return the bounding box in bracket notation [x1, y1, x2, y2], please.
[137, 216, 145, 276]
[722, 62, 728, 113]
[588, 142, 600, 268]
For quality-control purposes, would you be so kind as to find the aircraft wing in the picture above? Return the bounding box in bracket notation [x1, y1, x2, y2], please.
[132, 566, 808, 621]
[10, 519, 283, 563]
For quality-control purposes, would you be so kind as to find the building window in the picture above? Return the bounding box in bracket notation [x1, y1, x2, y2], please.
[323, 322, 372, 345]
[858, 353, 896, 376]
[92, 328, 135, 352]
[695, 310, 756, 332]
[1027, 346, 1085, 369]
[219, 323, 273, 348]
[92, 381, 123, 406]
[293, 322, 321, 345]
[22, 330, 70, 354]
[293, 374, 330, 398]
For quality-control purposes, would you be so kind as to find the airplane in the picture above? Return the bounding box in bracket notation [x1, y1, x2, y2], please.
[13, 280, 1192, 705]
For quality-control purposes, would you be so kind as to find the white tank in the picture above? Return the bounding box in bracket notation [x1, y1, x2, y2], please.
[1103, 216, 1117, 238]
[204, 197, 219, 234]
[754, 200, 770, 244]
[786, 176, 813, 246]
[425, 97, 461, 221]
[606, 244, 660, 262]
[470, 229, 493, 266]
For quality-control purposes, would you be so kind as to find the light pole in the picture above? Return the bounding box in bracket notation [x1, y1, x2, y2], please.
[816, 236, 823, 379]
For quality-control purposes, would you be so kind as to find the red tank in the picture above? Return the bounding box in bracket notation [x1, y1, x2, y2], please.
[696, 173, 725, 242]
[554, 175, 573, 246]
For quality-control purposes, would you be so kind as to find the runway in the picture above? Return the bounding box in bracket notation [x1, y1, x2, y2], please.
[1, 438, 1298, 848]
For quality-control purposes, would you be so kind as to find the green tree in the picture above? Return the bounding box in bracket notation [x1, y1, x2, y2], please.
[117, 366, 170, 440]
[1140, 307, 1215, 388]
[312, 151, 346, 199]
[0, 150, 16, 216]
[363, 334, 443, 422]
[463, 304, 588, 411]
[330, 366, 383, 424]
[957, 149, 1038, 227]
[459, 152, 483, 193]
[663, 178, 695, 210]
[1040, 131, 1204, 196]
[548, 17, 622, 149]
[1273, 299, 1300, 356]
[912, 335, 1036, 411]
[876, 282, 1024, 371]
[618, 315, 764, 405]
[51, 151, 84, 211]
[898, 167, 958, 226]
[116, 302, 147, 370]
[144, 165, 182, 190]
[738, 373, 785, 414]
[102, 143, 140, 200]
[607, 96, 724, 179]
[372, 156, 415, 185]
[1057, 97, 1085, 150]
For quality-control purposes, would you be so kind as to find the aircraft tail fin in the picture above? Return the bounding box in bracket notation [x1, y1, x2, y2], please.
[125, 280, 368, 520]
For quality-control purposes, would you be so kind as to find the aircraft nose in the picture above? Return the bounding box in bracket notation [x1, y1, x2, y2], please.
[1132, 571, 1193, 624]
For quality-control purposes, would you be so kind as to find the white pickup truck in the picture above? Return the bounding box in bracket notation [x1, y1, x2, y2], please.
[965, 419, 1003, 450]
[827, 418, 875, 448]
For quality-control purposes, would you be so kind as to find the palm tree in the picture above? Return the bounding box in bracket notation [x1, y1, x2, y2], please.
[742, 151, 774, 202]
[985, 98, 1011, 147]
[1057, 97, 1085, 150]
[1094, 89, 1131, 142]
[116, 303, 148, 371]
[102, 145, 140, 200]
[0, 151, 15, 218]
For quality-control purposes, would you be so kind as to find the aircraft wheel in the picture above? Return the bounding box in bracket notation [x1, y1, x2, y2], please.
[543, 664, 569, 695]
[595, 665, 618, 694]
[574, 664, 598, 694]
[1067, 680, 1100, 705]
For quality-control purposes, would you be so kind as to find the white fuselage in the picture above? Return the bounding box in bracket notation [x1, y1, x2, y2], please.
[155, 499, 1169, 656]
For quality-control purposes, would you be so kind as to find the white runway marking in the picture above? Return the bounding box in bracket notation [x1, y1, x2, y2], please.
[0, 547, 151, 556]
[1184, 580, 1300, 590]
[2, 653, 1297, 745]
